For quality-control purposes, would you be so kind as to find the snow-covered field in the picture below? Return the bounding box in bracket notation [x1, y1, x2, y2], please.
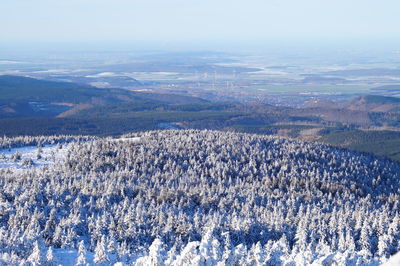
[384, 252, 400, 266]
[0, 137, 141, 172]
[109, 137, 141, 143]
[0, 144, 70, 171]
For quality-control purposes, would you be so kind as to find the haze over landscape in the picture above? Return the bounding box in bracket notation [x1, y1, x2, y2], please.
[1, 0, 400, 265]
[2, 0, 400, 47]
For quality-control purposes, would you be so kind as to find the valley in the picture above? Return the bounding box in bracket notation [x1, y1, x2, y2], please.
[1, 48, 400, 265]
[1, 73, 400, 161]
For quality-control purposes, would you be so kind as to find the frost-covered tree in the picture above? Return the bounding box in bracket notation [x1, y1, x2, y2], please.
[251, 242, 266, 265]
[173, 241, 200, 266]
[94, 236, 109, 264]
[46, 246, 55, 265]
[165, 245, 177, 265]
[0, 130, 399, 264]
[76, 240, 87, 265]
[27, 241, 43, 265]
[198, 229, 219, 265]
[378, 234, 390, 259]
[135, 238, 166, 266]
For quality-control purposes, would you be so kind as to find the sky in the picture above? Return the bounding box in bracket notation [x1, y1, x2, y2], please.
[1, 0, 400, 49]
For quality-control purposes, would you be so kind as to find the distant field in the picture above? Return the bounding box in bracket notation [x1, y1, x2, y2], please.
[248, 84, 378, 94]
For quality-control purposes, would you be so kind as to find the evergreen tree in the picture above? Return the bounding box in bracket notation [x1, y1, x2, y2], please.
[76, 240, 87, 266]
[148, 238, 165, 266]
[94, 236, 109, 265]
[46, 246, 55, 265]
[27, 241, 43, 265]
[378, 235, 389, 259]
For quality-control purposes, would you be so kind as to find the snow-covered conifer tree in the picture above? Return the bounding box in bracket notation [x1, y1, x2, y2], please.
[76, 240, 87, 265]
[46, 246, 55, 265]
[173, 241, 200, 266]
[27, 240, 43, 265]
[378, 234, 389, 259]
[94, 236, 109, 265]
[148, 238, 166, 266]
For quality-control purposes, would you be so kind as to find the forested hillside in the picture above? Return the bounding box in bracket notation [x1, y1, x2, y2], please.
[0, 75, 206, 119]
[0, 130, 399, 265]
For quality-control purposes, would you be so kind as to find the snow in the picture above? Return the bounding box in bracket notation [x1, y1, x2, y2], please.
[53, 248, 95, 265]
[52, 248, 128, 266]
[0, 144, 70, 171]
[0, 60, 24, 64]
[0, 130, 399, 265]
[0, 138, 139, 173]
[111, 137, 141, 142]
[384, 252, 400, 266]
[90, 81, 111, 87]
[86, 72, 116, 78]
[33, 69, 69, 74]
[158, 122, 180, 129]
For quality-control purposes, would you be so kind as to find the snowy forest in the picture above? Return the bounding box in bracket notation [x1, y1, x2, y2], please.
[0, 130, 399, 265]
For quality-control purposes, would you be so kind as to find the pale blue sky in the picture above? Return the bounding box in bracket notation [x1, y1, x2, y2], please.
[1, 0, 399, 45]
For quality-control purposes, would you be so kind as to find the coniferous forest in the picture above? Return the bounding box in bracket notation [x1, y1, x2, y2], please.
[0, 130, 399, 265]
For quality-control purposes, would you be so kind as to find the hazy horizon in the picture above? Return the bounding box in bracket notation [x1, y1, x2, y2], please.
[1, 38, 400, 59]
[2, 0, 400, 47]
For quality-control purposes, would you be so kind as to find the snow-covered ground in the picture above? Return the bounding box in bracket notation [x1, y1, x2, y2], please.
[0, 137, 143, 172]
[110, 137, 141, 143]
[0, 138, 141, 172]
[384, 252, 400, 266]
[0, 144, 70, 171]
[0, 248, 96, 266]
[53, 249, 95, 265]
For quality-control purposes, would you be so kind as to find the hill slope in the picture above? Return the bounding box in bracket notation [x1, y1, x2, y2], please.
[0, 75, 207, 118]
[300, 95, 400, 126]
[0, 130, 398, 265]
[344, 95, 400, 112]
[0, 75, 102, 103]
